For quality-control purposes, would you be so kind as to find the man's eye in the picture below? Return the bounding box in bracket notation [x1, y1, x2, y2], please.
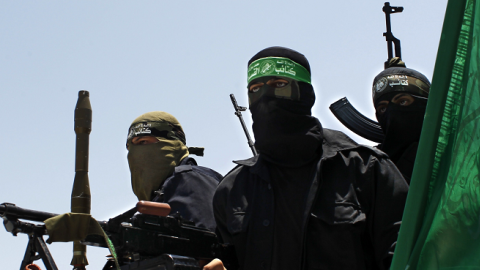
[377, 106, 387, 114]
[275, 81, 287, 88]
[249, 83, 263, 93]
[250, 86, 261, 92]
[392, 94, 414, 106]
[399, 99, 412, 106]
[269, 79, 288, 88]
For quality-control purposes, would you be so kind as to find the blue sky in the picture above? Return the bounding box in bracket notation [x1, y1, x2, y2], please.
[0, 1, 447, 268]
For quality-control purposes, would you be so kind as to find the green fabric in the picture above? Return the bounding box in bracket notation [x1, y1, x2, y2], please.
[45, 213, 101, 243]
[45, 213, 120, 270]
[391, 0, 480, 269]
[128, 138, 189, 201]
[247, 57, 311, 84]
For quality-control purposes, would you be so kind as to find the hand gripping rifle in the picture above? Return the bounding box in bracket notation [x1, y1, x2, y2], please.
[230, 94, 257, 156]
[329, 2, 403, 143]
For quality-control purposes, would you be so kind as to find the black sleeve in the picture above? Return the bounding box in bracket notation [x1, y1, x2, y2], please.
[370, 157, 409, 269]
[161, 166, 220, 232]
[212, 175, 232, 245]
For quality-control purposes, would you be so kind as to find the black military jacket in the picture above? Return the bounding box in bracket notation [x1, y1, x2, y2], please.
[213, 129, 408, 270]
[392, 142, 419, 185]
[154, 157, 222, 232]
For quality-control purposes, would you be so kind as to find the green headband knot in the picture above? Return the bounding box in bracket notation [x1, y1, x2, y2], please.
[247, 57, 311, 84]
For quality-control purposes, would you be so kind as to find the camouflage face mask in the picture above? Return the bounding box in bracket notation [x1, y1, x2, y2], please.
[127, 138, 189, 201]
[247, 76, 301, 105]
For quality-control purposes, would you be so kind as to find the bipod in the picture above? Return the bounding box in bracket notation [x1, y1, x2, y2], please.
[1, 210, 58, 270]
[20, 230, 58, 270]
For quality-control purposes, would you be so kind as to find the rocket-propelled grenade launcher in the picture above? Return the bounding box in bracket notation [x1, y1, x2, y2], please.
[71, 90, 92, 269]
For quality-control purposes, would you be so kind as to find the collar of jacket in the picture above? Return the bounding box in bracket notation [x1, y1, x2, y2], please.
[233, 128, 388, 182]
[179, 156, 197, 166]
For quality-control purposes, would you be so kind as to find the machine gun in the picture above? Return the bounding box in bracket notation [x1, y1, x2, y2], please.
[1, 202, 237, 270]
[2, 92, 237, 270]
[329, 2, 404, 143]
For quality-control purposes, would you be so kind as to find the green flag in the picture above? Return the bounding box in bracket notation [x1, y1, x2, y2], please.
[391, 0, 480, 269]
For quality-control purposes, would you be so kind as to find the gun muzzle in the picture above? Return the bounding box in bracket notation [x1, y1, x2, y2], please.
[71, 90, 92, 267]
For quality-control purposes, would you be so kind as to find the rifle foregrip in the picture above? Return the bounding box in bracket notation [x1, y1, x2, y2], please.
[136, 201, 171, 217]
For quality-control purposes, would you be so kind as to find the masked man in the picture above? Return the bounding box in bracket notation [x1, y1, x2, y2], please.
[212, 47, 409, 270]
[44, 111, 222, 269]
[373, 58, 431, 184]
[126, 111, 222, 231]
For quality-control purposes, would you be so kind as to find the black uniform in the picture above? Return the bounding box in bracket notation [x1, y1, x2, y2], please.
[214, 128, 408, 270]
[214, 47, 408, 269]
[153, 156, 222, 232]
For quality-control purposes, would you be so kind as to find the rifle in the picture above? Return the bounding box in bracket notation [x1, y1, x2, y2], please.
[1, 202, 238, 270]
[230, 94, 257, 156]
[383, 2, 403, 69]
[329, 2, 404, 143]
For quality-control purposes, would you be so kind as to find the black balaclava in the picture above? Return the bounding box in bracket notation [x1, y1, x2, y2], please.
[373, 58, 431, 163]
[248, 47, 322, 167]
[376, 92, 428, 163]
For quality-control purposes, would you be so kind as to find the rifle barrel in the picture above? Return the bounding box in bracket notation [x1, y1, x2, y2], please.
[230, 94, 257, 156]
[383, 2, 404, 67]
[0, 203, 58, 222]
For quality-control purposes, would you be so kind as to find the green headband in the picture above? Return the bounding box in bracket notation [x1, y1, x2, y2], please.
[247, 57, 311, 84]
